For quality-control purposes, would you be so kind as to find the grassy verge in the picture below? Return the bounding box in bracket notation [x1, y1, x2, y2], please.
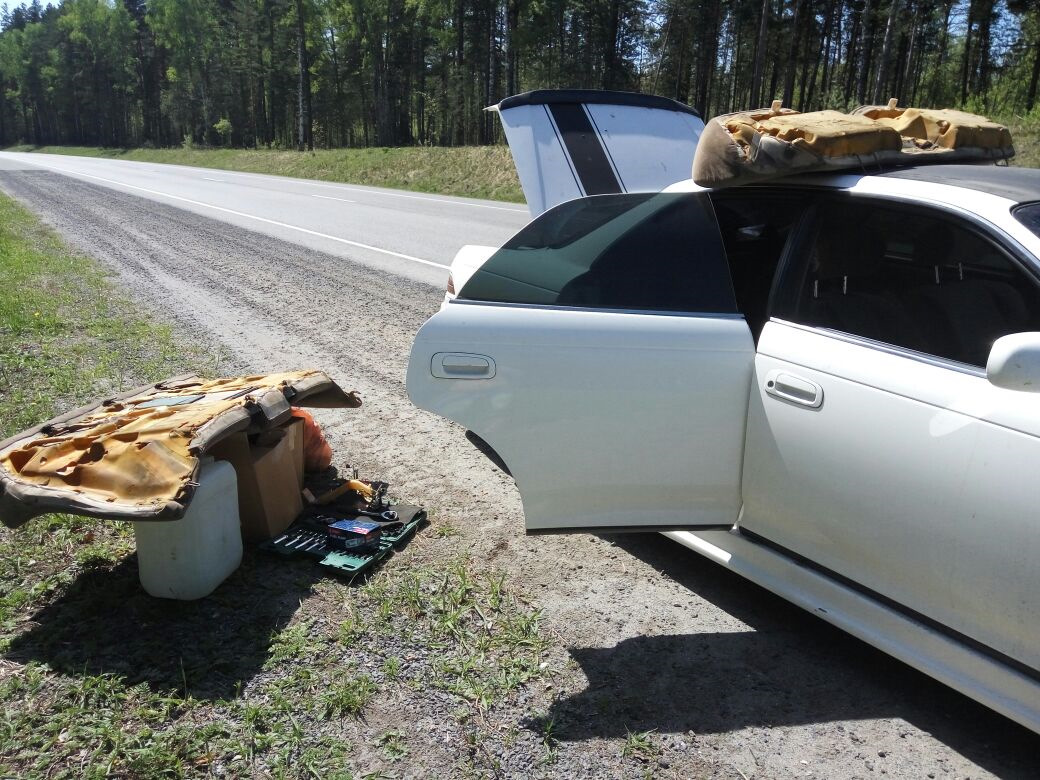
[6, 118, 1035, 206]
[0, 555, 549, 778]
[4, 144, 525, 203]
[1006, 117, 1040, 168]
[0, 193, 194, 435]
[0, 194, 548, 777]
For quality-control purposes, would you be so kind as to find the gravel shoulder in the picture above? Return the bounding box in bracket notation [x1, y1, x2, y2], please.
[1, 169, 1037, 779]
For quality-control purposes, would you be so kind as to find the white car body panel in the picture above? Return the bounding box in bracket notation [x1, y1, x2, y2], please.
[497, 102, 583, 216]
[444, 244, 497, 306]
[496, 91, 704, 216]
[743, 320, 1040, 672]
[407, 302, 754, 531]
[580, 103, 704, 194]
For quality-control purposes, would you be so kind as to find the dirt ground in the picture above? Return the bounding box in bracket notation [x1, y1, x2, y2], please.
[2, 169, 1038, 779]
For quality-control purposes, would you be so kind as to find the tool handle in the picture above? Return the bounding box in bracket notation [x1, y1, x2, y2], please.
[315, 479, 375, 505]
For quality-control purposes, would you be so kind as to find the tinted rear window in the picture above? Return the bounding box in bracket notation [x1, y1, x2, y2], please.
[1014, 202, 1040, 240]
[458, 192, 736, 313]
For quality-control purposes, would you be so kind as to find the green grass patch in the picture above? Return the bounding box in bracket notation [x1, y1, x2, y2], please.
[5, 144, 525, 203]
[0, 193, 197, 437]
[0, 189, 202, 659]
[1006, 116, 1040, 169]
[621, 728, 659, 763]
[0, 192, 219, 776]
[377, 729, 408, 761]
[318, 675, 378, 719]
[395, 560, 550, 708]
[8, 120, 1035, 209]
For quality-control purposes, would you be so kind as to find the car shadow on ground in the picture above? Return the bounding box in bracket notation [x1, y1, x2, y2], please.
[6, 548, 328, 701]
[532, 533, 1040, 777]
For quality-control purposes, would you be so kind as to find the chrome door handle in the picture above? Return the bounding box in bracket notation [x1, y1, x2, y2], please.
[764, 370, 823, 408]
[431, 352, 496, 379]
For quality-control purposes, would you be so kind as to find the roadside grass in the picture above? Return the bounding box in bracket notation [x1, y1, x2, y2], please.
[1006, 117, 1040, 168]
[0, 194, 549, 776]
[0, 190, 199, 653]
[0, 194, 191, 436]
[6, 117, 1036, 211]
[4, 144, 525, 203]
[621, 728, 659, 763]
[0, 553, 549, 777]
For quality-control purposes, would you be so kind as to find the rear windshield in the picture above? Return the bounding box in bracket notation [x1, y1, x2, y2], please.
[1014, 203, 1040, 240]
[458, 192, 736, 314]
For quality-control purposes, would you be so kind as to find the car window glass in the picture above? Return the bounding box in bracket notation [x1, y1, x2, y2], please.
[775, 201, 1040, 368]
[458, 192, 737, 314]
[1014, 203, 1040, 240]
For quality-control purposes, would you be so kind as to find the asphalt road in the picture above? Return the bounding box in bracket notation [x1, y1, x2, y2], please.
[0, 153, 1037, 778]
[0, 151, 529, 286]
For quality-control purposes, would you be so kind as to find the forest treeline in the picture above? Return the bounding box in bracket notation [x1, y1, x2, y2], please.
[0, 0, 1038, 151]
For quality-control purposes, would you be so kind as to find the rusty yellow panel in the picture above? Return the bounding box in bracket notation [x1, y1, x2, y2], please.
[0, 370, 360, 528]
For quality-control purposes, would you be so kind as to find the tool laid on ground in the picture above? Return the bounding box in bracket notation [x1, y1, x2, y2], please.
[311, 479, 376, 505]
[326, 519, 383, 551]
[262, 503, 426, 576]
[265, 472, 423, 575]
[352, 508, 399, 522]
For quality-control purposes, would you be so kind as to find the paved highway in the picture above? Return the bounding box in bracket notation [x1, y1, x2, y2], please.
[0, 151, 529, 286]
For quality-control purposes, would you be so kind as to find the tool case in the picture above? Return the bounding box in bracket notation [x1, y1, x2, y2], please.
[260, 503, 426, 576]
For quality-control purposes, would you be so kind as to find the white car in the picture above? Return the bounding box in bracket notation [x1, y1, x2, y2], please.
[406, 91, 1040, 734]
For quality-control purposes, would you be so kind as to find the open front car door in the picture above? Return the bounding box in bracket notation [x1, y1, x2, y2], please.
[407, 191, 754, 533]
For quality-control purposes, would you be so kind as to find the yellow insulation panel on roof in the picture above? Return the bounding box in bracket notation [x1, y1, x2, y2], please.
[693, 101, 1015, 188]
[855, 105, 1013, 151]
[751, 111, 903, 156]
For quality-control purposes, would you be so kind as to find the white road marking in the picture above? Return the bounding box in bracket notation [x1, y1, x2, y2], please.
[201, 176, 226, 182]
[310, 194, 357, 203]
[24, 160, 450, 269]
[197, 166, 527, 212]
[4, 151, 528, 213]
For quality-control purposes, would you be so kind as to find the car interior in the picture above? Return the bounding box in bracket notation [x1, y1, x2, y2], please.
[793, 202, 1040, 368]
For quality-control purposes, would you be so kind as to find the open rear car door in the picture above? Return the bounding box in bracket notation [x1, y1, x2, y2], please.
[494, 89, 705, 216]
[410, 91, 746, 534]
[407, 188, 754, 534]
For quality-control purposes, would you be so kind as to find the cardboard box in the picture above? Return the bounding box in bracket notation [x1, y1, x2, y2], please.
[210, 425, 303, 542]
[286, 417, 305, 487]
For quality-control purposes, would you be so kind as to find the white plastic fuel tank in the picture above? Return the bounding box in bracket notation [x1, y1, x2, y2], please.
[133, 458, 243, 600]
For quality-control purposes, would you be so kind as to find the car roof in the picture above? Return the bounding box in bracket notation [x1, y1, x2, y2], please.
[870, 164, 1040, 204]
[665, 164, 1040, 204]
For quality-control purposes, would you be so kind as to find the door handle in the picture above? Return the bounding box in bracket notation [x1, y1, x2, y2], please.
[431, 352, 496, 379]
[764, 370, 823, 408]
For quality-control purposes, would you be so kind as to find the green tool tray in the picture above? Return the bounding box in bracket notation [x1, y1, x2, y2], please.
[261, 504, 426, 576]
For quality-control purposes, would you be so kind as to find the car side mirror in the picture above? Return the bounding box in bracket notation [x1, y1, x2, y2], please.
[986, 333, 1040, 392]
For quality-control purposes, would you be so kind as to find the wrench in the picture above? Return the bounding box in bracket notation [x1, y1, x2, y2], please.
[353, 508, 399, 522]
